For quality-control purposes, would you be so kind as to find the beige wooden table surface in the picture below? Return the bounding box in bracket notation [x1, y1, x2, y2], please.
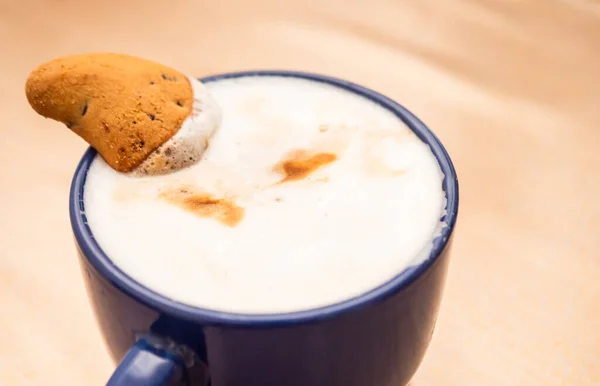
[1, 0, 599, 384]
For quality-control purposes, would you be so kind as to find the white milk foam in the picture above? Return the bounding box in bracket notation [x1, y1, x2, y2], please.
[84, 76, 446, 314]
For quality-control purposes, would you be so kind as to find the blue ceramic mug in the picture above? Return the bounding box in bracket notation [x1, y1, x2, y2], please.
[70, 71, 459, 386]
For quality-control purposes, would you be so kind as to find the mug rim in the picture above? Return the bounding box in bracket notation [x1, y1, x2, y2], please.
[70, 70, 459, 327]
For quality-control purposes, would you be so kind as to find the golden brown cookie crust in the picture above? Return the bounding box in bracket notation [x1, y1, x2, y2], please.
[25, 53, 193, 172]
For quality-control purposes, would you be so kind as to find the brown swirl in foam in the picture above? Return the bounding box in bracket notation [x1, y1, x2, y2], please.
[159, 185, 244, 227]
[273, 150, 337, 183]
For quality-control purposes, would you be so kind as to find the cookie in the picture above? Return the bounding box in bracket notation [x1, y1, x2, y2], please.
[25, 53, 221, 174]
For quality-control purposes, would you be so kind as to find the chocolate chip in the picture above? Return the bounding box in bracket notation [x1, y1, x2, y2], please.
[148, 113, 155, 121]
[150, 81, 155, 85]
[132, 121, 137, 125]
[162, 74, 177, 81]
[81, 102, 88, 116]
[66, 121, 74, 129]
[119, 147, 125, 153]
[176, 101, 183, 107]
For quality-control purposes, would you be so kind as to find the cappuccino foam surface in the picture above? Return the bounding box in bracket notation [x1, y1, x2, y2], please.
[84, 76, 446, 314]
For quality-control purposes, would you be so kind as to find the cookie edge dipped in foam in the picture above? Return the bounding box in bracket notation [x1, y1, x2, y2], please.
[25, 53, 221, 175]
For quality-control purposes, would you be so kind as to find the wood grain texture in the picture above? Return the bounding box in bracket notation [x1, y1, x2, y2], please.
[0, 0, 599, 384]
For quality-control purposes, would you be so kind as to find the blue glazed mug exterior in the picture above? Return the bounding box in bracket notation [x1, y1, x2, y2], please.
[71, 71, 459, 386]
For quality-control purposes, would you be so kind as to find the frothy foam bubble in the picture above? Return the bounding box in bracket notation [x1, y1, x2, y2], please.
[133, 77, 221, 176]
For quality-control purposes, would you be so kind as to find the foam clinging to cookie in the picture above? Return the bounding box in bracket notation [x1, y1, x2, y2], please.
[25, 53, 220, 174]
[133, 77, 221, 176]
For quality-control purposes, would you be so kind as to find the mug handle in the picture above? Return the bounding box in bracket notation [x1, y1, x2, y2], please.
[106, 338, 186, 386]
